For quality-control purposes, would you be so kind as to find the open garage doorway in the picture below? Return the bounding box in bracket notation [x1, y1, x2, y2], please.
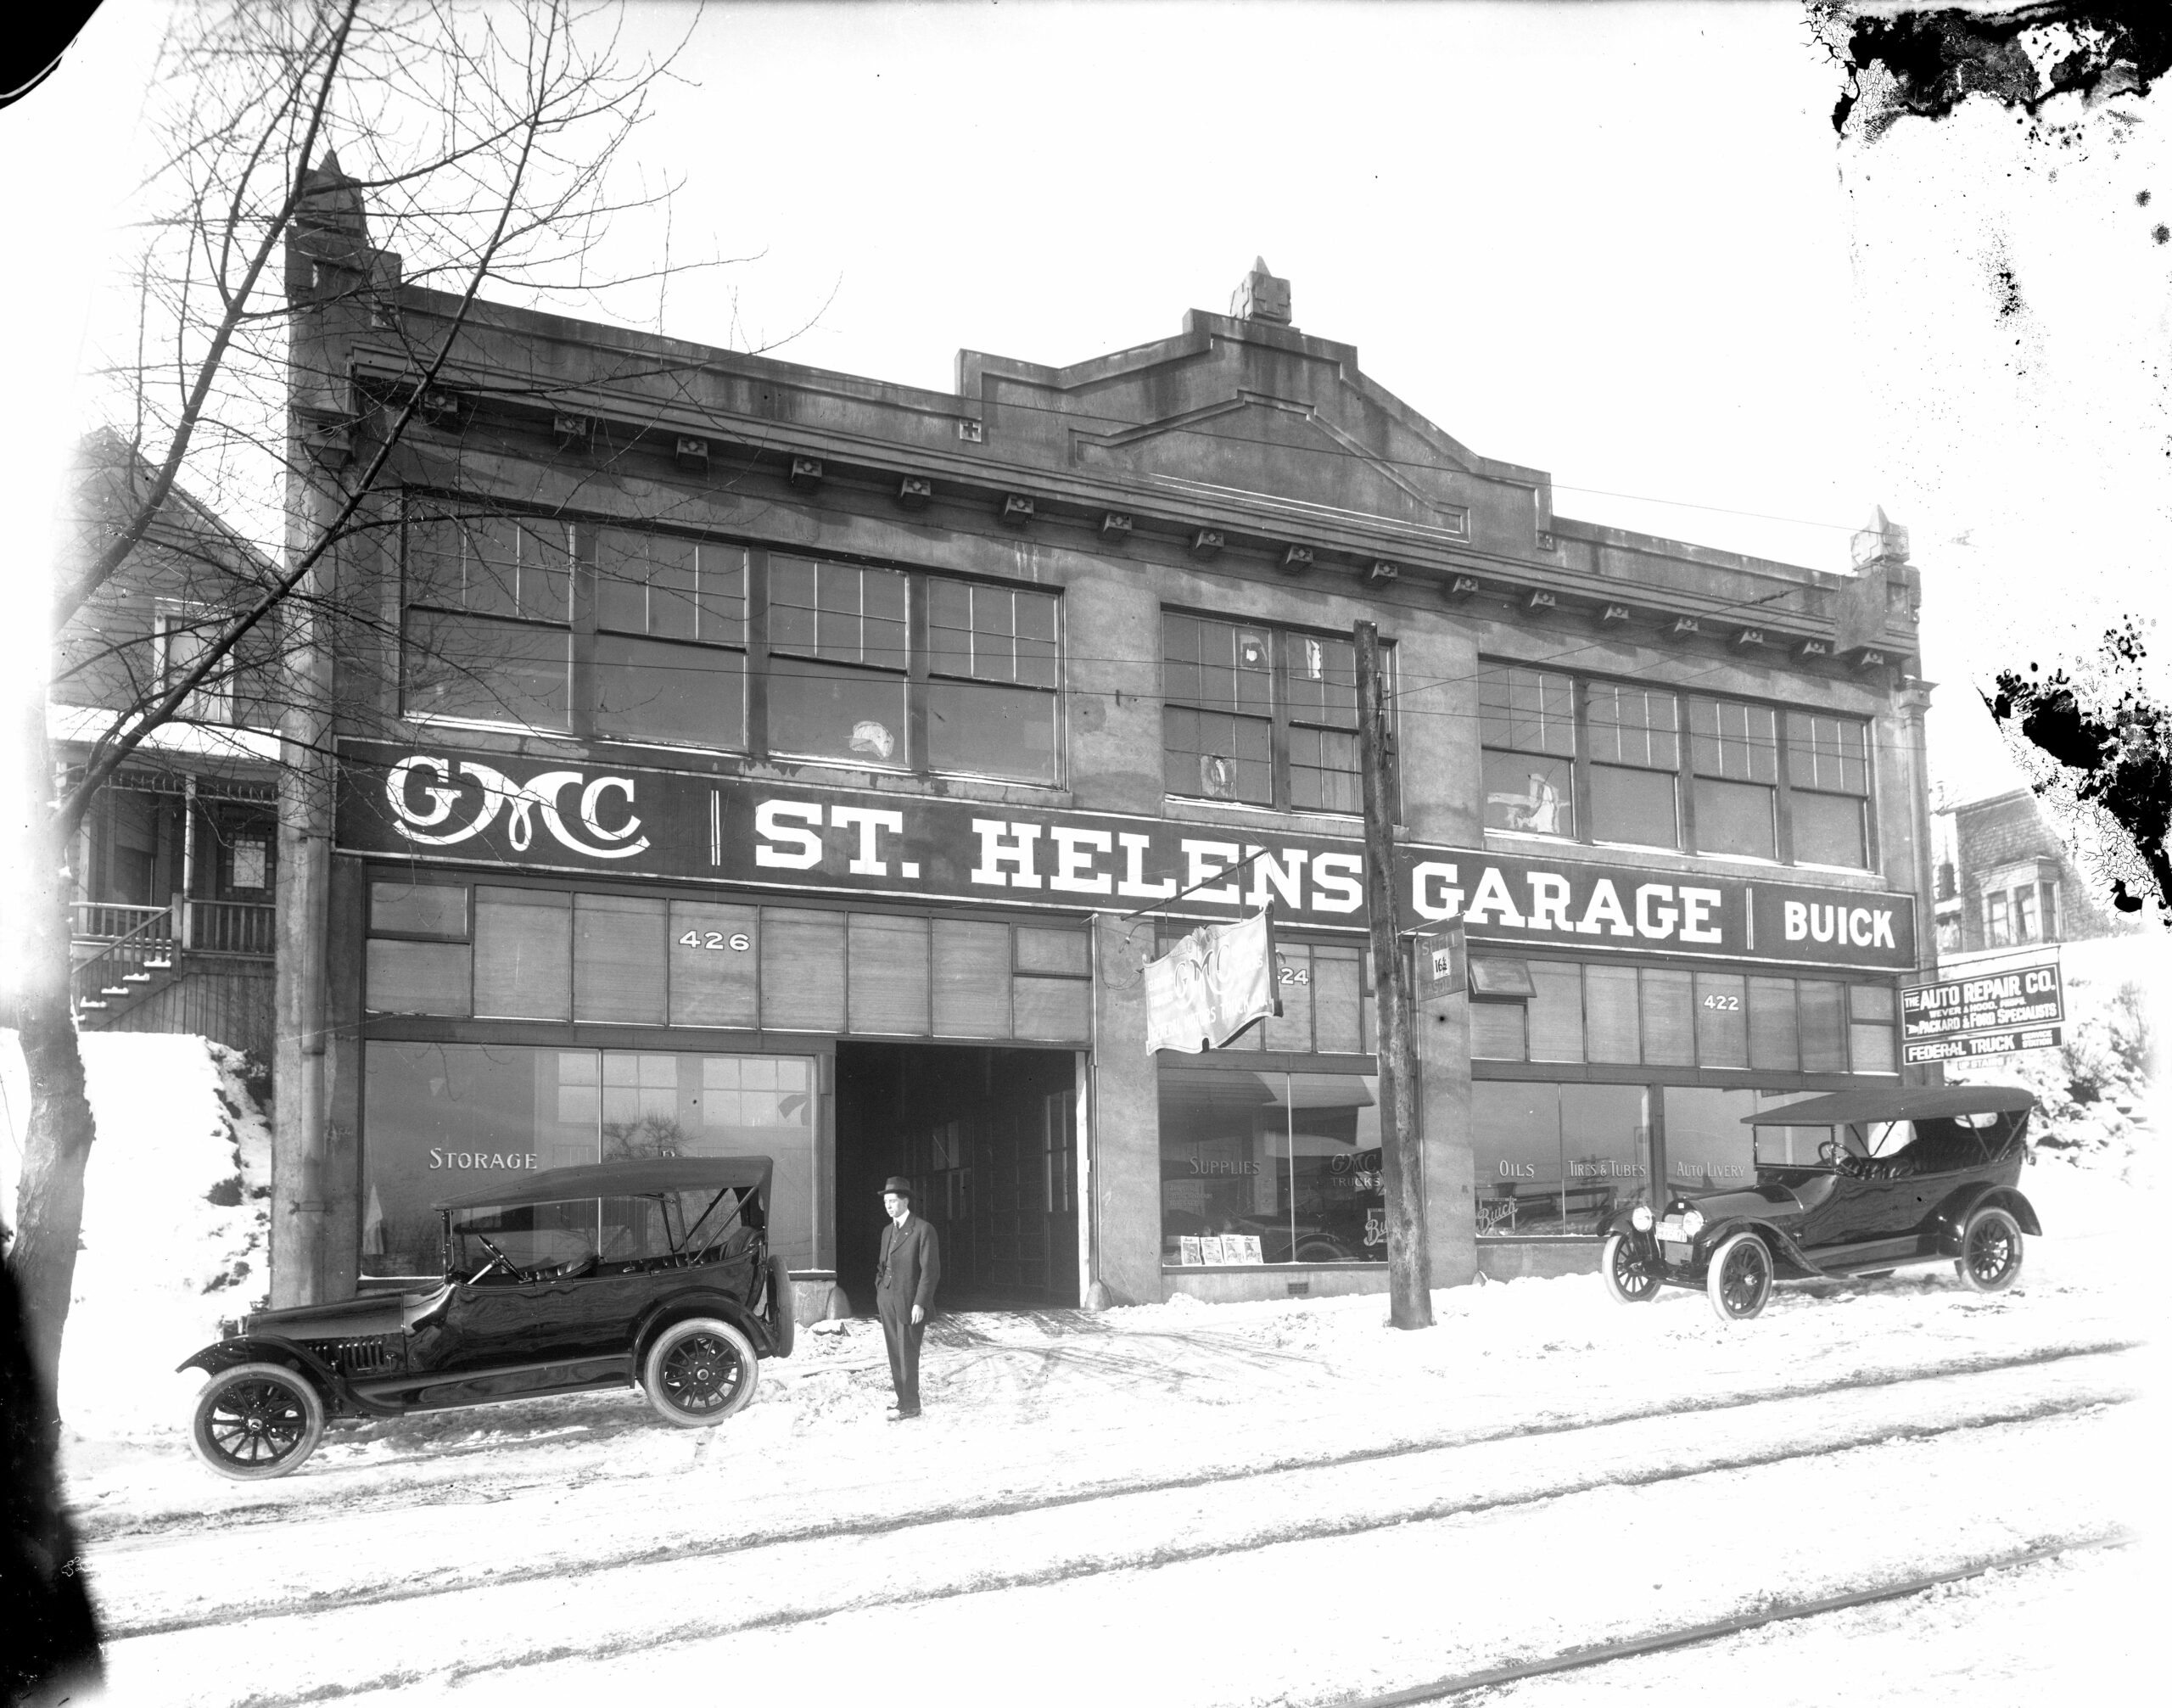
[835, 1043, 1079, 1313]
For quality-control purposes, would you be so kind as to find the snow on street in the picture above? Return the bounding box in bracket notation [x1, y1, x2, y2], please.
[62, 1152, 2157, 1708]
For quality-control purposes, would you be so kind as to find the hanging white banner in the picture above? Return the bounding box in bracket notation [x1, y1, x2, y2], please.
[1144, 910, 1279, 1053]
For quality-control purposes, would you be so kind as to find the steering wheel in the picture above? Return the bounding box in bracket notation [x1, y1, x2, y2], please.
[1818, 1136, 1841, 1164]
[467, 1234, 524, 1284]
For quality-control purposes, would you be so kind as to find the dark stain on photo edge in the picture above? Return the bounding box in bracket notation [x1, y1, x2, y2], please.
[1985, 624, 2172, 921]
[1822, 3, 2172, 137]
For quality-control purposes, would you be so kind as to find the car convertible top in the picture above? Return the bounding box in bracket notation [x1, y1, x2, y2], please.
[1739, 1086, 2035, 1126]
[432, 1156, 775, 1212]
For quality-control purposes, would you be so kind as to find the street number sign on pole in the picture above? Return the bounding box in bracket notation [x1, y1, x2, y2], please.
[1901, 960, 2065, 1065]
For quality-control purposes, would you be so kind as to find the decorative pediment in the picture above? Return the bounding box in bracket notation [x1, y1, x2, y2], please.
[1071, 392, 1469, 541]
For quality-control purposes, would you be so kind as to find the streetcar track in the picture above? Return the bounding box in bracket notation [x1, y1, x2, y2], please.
[108, 1377, 2130, 1654]
[80, 1334, 2138, 1547]
[1335, 1530, 2138, 1707]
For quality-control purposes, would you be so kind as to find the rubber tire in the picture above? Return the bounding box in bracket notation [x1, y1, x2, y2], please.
[765, 1254, 797, 1358]
[1601, 1233, 1661, 1304]
[190, 1362, 326, 1481]
[1706, 1232, 1774, 1323]
[1956, 1207, 2024, 1292]
[641, 1318, 759, 1428]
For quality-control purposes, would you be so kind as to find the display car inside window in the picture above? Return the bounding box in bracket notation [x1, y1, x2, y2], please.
[401, 498, 1062, 783]
[1158, 1067, 1385, 1264]
[1162, 614, 1370, 813]
[361, 1042, 817, 1278]
[1470, 662, 1873, 869]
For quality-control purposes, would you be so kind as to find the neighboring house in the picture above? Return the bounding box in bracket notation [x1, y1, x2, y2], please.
[1931, 787, 2139, 955]
[275, 164, 1934, 1312]
[49, 429, 281, 1060]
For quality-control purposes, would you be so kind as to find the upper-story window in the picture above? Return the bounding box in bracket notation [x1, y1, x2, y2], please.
[927, 578, 1061, 785]
[401, 499, 1061, 785]
[1688, 697, 1779, 859]
[1475, 661, 1874, 870]
[1785, 714, 1872, 868]
[594, 529, 746, 751]
[1480, 666, 1575, 835]
[1162, 613, 1370, 814]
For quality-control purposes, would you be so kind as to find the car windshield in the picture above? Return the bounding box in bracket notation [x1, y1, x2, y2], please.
[448, 1184, 759, 1277]
[1753, 1112, 2017, 1176]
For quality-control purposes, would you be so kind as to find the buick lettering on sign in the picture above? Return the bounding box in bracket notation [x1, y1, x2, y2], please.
[337, 742, 1916, 972]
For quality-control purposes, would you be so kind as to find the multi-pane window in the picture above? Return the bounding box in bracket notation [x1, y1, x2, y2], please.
[1468, 955, 1893, 1077]
[404, 510, 574, 728]
[402, 498, 1063, 782]
[928, 580, 1061, 784]
[594, 529, 746, 751]
[1587, 684, 1680, 848]
[1688, 698, 1779, 860]
[1480, 666, 1576, 836]
[766, 556, 910, 767]
[1786, 714, 1870, 867]
[1162, 616, 1368, 812]
[1285, 632, 1362, 813]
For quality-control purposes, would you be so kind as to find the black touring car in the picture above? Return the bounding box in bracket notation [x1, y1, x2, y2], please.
[179, 1156, 794, 1479]
[1599, 1086, 2041, 1322]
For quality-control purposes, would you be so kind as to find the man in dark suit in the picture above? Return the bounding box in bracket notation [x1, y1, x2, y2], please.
[875, 1175, 940, 1421]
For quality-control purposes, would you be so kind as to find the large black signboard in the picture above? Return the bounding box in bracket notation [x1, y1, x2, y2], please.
[1901, 960, 2064, 1064]
[336, 742, 1918, 972]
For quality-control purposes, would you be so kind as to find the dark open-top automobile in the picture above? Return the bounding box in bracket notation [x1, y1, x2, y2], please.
[1598, 1086, 2041, 1323]
[179, 1156, 794, 1479]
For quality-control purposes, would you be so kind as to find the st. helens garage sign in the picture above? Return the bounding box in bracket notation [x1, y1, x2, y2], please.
[335, 742, 1918, 972]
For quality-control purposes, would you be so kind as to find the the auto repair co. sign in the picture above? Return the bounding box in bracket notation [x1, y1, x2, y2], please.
[1901, 960, 2064, 1065]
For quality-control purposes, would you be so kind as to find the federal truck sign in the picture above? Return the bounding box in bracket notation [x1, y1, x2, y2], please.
[1900, 960, 2065, 1065]
[335, 742, 1919, 972]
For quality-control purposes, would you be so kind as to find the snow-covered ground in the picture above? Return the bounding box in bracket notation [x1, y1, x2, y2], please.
[6, 937, 2161, 1705]
[0, 1029, 272, 1431]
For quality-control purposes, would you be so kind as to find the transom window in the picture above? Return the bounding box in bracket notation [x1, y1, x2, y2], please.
[401, 498, 1061, 785]
[1475, 661, 1873, 870]
[1163, 614, 1372, 814]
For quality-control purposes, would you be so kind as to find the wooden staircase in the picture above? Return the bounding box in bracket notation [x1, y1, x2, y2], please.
[71, 906, 180, 1028]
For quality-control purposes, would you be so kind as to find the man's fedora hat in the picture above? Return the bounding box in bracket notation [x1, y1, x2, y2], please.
[881, 1176, 914, 1198]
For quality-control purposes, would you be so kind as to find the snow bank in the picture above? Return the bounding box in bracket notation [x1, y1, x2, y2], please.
[0, 1030, 272, 1434]
[1945, 932, 2163, 1189]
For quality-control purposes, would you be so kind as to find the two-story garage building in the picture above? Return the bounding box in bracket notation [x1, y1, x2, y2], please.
[278, 164, 1933, 1314]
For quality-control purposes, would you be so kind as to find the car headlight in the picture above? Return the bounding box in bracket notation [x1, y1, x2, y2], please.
[1630, 1205, 1654, 1232]
[1679, 1208, 1705, 1240]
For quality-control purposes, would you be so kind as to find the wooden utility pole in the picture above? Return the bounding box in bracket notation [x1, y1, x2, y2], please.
[1354, 620, 1432, 1329]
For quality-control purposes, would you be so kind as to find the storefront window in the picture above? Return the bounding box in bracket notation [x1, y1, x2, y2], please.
[1158, 1067, 1383, 1265]
[362, 1042, 817, 1279]
[1472, 1080, 1649, 1237]
[1663, 1086, 1757, 1196]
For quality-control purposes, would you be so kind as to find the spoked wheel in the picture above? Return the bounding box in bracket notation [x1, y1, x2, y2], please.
[641, 1318, 759, 1427]
[1706, 1232, 1774, 1323]
[1601, 1233, 1661, 1304]
[1957, 1207, 2024, 1292]
[190, 1363, 326, 1481]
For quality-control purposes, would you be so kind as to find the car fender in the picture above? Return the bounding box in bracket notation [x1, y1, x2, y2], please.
[1699, 1217, 1828, 1281]
[1928, 1184, 2042, 1255]
[175, 1336, 345, 1405]
[629, 1291, 772, 1369]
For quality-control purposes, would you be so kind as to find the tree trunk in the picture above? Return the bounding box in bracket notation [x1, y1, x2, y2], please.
[8, 703, 99, 1414]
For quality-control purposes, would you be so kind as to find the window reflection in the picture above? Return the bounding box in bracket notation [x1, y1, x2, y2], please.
[1158, 1067, 1383, 1265]
[1472, 1081, 1649, 1236]
[362, 1042, 817, 1278]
